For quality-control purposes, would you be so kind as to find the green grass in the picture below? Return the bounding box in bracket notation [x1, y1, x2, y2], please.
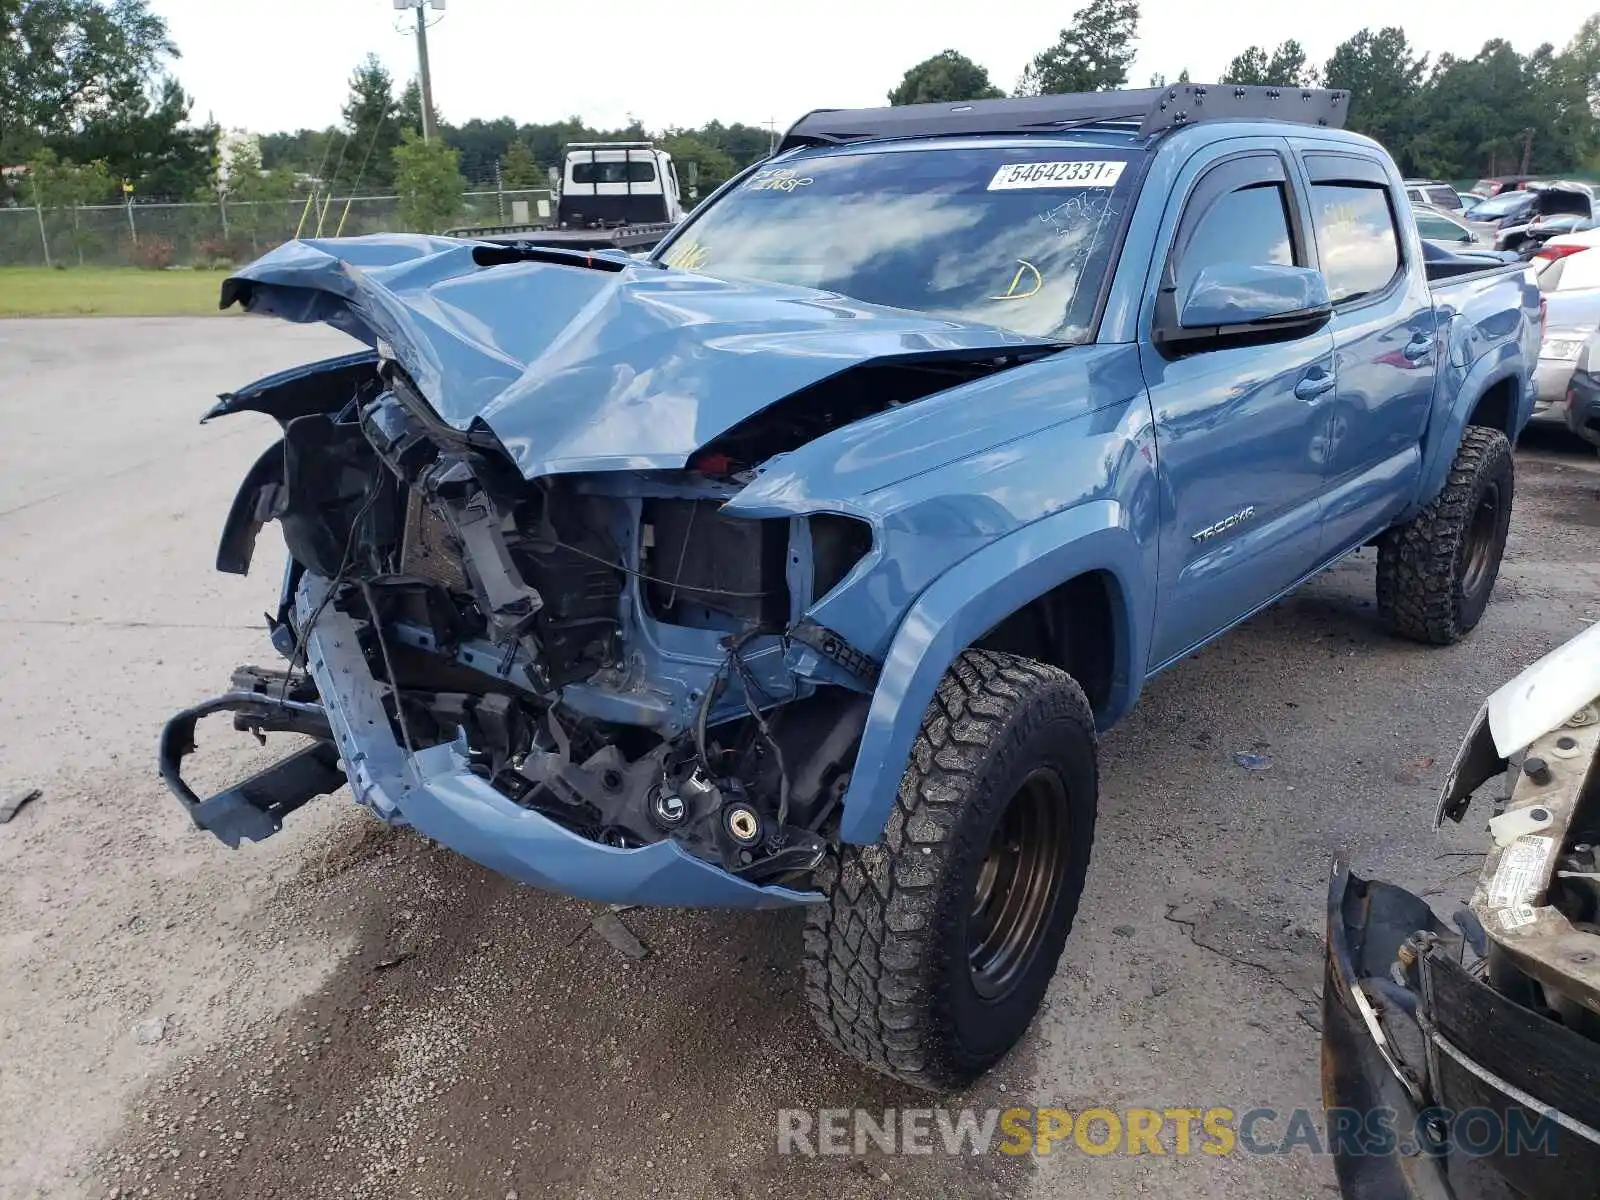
[0, 267, 236, 317]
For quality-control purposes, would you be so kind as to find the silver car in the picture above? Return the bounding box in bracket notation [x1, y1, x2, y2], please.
[1533, 264, 1600, 435]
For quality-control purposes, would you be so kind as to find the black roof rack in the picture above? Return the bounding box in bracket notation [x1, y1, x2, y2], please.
[778, 84, 1350, 154]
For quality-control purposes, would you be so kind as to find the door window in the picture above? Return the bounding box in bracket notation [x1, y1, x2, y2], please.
[1309, 183, 1402, 304]
[1174, 182, 1297, 296]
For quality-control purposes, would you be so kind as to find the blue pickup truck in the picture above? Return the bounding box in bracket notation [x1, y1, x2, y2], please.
[163, 85, 1541, 1090]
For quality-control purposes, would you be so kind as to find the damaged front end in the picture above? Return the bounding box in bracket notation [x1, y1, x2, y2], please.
[1324, 623, 1600, 1199]
[161, 237, 1056, 908]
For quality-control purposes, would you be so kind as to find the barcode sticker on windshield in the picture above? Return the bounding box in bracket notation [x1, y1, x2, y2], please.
[988, 160, 1126, 190]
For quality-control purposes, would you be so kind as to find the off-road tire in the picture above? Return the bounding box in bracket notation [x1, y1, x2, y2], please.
[1377, 425, 1514, 645]
[803, 649, 1098, 1091]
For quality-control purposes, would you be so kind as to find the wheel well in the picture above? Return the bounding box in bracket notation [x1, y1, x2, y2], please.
[1467, 377, 1518, 436]
[972, 571, 1117, 718]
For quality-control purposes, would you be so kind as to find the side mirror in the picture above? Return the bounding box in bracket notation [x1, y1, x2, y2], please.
[1170, 263, 1332, 345]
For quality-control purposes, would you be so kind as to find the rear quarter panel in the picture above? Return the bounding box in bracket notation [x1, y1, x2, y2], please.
[1409, 263, 1540, 518]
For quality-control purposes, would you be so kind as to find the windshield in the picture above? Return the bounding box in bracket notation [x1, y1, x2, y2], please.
[655, 145, 1141, 342]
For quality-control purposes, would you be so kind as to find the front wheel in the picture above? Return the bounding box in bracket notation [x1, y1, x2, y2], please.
[802, 649, 1098, 1091]
[1377, 425, 1514, 645]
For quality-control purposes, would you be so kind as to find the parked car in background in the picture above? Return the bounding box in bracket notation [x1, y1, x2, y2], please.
[1465, 187, 1539, 232]
[1404, 179, 1465, 211]
[1510, 213, 1600, 260]
[1532, 249, 1600, 449]
[1411, 203, 1486, 247]
[1470, 175, 1533, 200]
[1534, 225, 1600, 265]
[1463, 185, 1593, 253]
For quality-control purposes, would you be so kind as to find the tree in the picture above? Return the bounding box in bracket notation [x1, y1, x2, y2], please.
[1323, 28, 1427, 170]
[661, 131, 735, 204]
[499, 138, 543, 188]
[0, 0, 174, 170]
[695, 120, 770, 167]
[1223, 41, 1313, 87]
[1562, 13, 1600, 115]
[25, 147, 113, 264]
[1407, 40, 1545, 178]
[888, 50, 1004, 105]
[393, 127, 464, 233]
[1016, 0, 1139, 96]
[398, 77, 441, 139]
[339, 54, 401, 192]
[446, 116, 518, 182]
[1223, 46, 1271, 85]
[67, 73, 217, 198]
[221, 137, 297, 254]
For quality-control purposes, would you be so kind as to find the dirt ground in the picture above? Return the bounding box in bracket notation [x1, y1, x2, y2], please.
[2, 317, 1597, 1200]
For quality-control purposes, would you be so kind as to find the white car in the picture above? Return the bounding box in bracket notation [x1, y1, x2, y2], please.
[1532, 238, 1600, 447]
[1536, 225, 1600, 267]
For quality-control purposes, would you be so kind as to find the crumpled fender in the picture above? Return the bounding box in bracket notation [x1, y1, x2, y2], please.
[837, 500, 1150, 844]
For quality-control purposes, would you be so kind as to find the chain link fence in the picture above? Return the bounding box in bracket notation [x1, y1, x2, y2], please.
[0, 188, 556, 269]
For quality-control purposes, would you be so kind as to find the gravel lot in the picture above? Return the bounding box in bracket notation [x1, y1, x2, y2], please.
[2, 317, 1597, 1200]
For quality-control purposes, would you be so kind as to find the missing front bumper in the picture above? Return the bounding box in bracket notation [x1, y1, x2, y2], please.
[159, 576, 821, 911]
[157, 669, 344, 847]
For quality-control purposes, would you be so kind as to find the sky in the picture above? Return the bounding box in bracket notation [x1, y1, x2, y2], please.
[155, 0, 1598, 135]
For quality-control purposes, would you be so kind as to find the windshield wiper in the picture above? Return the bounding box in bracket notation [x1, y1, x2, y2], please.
[470, 244, 630, 272]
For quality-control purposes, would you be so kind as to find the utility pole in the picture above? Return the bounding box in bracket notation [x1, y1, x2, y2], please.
[396, 0, 444, 142]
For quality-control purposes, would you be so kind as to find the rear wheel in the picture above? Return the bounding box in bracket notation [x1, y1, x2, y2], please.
[802, 649, 1098, 1091]
[1376, 426, 1514, 645]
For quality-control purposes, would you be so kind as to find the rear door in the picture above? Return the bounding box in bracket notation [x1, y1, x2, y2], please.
[1291, 148, 1436, 555]
[1141, 142, 1336, 669]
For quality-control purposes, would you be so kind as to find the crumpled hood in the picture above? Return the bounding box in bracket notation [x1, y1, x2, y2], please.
[223, 234, 1059, 478]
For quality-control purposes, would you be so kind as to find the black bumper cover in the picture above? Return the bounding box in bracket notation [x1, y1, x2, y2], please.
[1322, 860, 1600, 1200]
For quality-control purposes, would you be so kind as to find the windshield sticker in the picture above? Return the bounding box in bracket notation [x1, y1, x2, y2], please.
[989, 160, 1126, 191]
[989, 260, 1044, 301]
[662, 240, 711, 271]
[747, 168, 814, 194]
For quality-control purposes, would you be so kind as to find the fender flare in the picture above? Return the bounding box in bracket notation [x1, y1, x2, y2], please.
[837, 501, 1151, 844]
[1409, 344, 1530, 521]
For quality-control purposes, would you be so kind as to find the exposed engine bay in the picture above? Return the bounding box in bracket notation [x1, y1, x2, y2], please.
[218, 358, 896, 887]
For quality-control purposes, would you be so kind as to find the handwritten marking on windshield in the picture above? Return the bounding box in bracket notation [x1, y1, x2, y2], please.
[747, 169, 814, 194]
[989, 260, 1044, 301]
[663, 240, 711, 271]
[1038, 194, 1113, 236]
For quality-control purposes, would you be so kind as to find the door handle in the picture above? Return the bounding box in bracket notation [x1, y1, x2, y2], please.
[1294, 371, 1337, 402]
[1402, 335, 1434, 362]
